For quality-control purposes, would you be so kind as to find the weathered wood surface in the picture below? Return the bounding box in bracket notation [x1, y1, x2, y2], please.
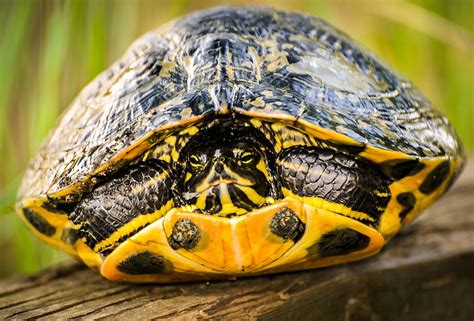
[1, 160, 473, 320]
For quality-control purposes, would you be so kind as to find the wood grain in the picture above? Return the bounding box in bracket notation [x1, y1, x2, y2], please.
[1, 159, 473, 320]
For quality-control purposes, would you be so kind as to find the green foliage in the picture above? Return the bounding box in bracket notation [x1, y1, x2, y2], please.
[0, 0, 472, 278]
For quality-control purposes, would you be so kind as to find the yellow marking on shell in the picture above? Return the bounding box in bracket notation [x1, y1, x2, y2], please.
[17, 199, 77, 256]
[241, 60, 254, 69]
[266, 52, 289, 72]
[76, 241, 103, 269]
[282, 188, 376, 223]
[298, 119, 364, 144]
[247, 46, 261, 82]
[101, 213, 224, 283]
[16, 198, 102, 269]
[100, 196, 384, 282]
[181, 54, 192, 70]
[360, 146, 413, 165]
[262, 203, 384, 274]
[226, 64, 235, 79]
[250, 97, 265, 107]
[230, 218, 244, 269]
[165, 199, 305, 273]
[158, 60, 175, 78]
[379, 156, 462, 240]
[180, 108, 192, 118]
[93, 199, 174, 253]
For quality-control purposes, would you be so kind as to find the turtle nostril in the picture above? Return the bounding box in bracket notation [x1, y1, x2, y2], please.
[215, 162, 224, 174]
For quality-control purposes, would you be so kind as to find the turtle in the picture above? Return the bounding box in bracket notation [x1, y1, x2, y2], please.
[16, 6, 464, 283]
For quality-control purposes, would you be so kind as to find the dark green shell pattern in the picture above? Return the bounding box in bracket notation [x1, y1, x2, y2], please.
[19, 7, 462, 201]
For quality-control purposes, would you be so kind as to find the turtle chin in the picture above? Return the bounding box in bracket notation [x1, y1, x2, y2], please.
[183, 182, 268, 217]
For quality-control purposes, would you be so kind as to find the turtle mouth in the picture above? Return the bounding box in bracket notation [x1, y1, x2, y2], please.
[196, 180, 253, 193]
[181, 181, 268, 216]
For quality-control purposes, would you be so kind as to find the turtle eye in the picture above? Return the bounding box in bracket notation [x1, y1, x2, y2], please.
[189, 154, 203, 168]
[239, 151, 255, 164]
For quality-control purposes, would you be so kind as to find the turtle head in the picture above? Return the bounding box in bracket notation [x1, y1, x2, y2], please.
[176, 122, 275, 216]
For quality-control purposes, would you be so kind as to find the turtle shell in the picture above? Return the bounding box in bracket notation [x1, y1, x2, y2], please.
[18, 6, 462, 202]
[16, 7, 464, 281]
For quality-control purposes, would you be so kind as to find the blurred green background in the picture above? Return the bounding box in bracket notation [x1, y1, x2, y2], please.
[0, 0, 472, 278]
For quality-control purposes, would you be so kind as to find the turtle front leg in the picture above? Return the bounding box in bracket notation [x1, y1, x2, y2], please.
[271, 146, 391, 265]
[69, 159, 175, 254]
[276, 146, 392, 225]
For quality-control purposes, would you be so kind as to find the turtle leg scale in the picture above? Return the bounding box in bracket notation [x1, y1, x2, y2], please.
[276, 146, 392, 225]
[69, 159, 174, 253]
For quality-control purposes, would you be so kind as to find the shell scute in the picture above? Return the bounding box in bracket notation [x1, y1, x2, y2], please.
[19, 7, 463, 201]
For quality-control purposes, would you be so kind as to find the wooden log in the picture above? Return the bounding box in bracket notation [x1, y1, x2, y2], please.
[1, 159, 473, 320]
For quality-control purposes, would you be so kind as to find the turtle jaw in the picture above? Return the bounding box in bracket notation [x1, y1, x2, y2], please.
[195, 179, 253, 193]
[181, 182, 270, 217]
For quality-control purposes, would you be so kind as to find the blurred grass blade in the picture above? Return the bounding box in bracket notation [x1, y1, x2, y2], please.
[85, 1, 106, 81]
[0, 177, 19, 216]
[0, 1, 32, 153]
[28, 2, 72, 152]
[364, 0, 474, 56]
